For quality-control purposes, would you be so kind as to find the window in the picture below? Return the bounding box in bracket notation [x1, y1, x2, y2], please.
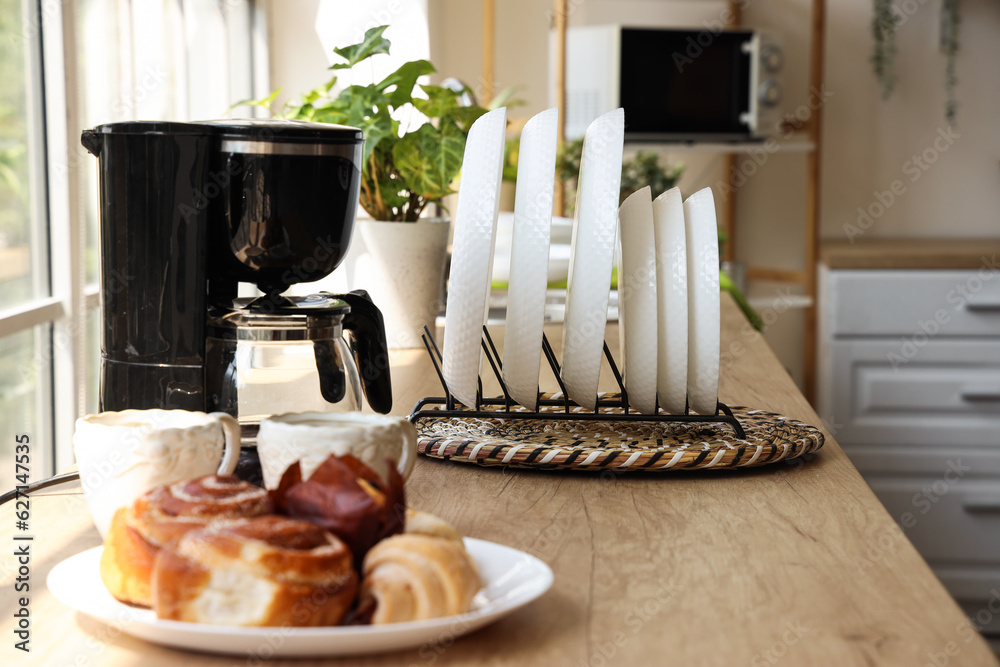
[0, 0, 266, 481]
[0, 0, 55, 479]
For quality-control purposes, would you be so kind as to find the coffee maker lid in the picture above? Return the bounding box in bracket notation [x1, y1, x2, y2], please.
[84, 119, 363, 143]
[194, 119, 363, 143]
[85, 120, 215, 136]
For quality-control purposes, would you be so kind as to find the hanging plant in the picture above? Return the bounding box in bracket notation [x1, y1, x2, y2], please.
[871, 0, 899, 99]
[940, 0, 960, 126]
[870, 0, 961, 126]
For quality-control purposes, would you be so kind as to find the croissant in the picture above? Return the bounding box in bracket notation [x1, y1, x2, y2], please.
[360, 534, 481, 624]
[152, 515, 357, 627]
[100, 475, 273, 607]
[404, 508, 464, 543]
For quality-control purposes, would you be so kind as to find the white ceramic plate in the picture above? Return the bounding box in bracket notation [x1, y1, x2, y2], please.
[683, 187, 721, 415]
[493, 215, 572, 286]
[47, 538, 553, 658]
[561, 108, 625, 410]
[503, 108, 559, 409]
[617, 186, 658, 414]
[652, 187, 688, 415]
[442, 108, 508, 407]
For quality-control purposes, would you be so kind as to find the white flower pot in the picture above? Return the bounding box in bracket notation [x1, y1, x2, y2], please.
[322, 218, 450, 349]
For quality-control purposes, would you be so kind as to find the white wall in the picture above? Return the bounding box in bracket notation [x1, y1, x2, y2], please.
[265, 0, 431, 111]
[266, 0, 1000, 389]
[268, 0, 1000, 241]
[817, 0, 1000, 240]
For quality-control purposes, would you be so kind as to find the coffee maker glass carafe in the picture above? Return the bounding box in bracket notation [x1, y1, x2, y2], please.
[206, 295, 361, 427]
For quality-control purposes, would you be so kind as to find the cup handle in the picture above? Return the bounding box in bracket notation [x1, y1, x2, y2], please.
[397, 422, 418, 480]
[211, 412, 241, 476]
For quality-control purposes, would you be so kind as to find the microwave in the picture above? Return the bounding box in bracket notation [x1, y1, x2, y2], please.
[557, 26, 784, 142]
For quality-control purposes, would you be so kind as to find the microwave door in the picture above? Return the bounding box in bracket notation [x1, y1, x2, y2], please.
[619, 28, 753, 142]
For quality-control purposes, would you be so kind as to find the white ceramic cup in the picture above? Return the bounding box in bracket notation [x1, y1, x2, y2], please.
[73, 410, 241, 537]
[256, 412, 417, 490]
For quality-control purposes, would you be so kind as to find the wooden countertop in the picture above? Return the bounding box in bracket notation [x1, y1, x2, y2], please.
[2, 297, 997, 666]
[821, 237, 1000, 270]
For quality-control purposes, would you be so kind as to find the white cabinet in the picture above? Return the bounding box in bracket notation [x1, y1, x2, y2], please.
[819, 267, 1000, 636]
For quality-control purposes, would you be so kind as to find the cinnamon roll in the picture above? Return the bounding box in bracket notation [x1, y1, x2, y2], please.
[100, 475, 272, 607]
[152, 516, 357, 627]
[360, 534, 481, 624]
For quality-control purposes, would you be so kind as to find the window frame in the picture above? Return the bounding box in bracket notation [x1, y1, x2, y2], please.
[0, 0, 269, 477]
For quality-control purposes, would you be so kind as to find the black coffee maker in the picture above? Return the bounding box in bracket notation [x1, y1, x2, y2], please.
[82, 119, 392, 425]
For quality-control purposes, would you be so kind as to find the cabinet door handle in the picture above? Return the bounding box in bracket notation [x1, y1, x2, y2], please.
[965, 299, 1000, 312]
[960, 389, 1000, 402]
[962, 497, 1000, 514]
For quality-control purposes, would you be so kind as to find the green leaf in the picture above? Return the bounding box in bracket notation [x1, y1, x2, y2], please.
[487, 85, 524, 110]
[721, 270, 763, 331]
[226, 87, 281, 115]
[414, 84, 488, 129]
[376, 175, 410, 211]
[378, 60, 435, 108]
[393, 121, 464, 201]
[331, 25, 390, 69]
[0, 161, 20, 191]
[451, 105, 488, 129]
[358, 109, 395, 168]
[412, 84, 462, 118]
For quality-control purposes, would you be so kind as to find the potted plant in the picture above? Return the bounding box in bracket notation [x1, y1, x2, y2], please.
[556, 138, 685, 215]
[243, 25, 511, 347]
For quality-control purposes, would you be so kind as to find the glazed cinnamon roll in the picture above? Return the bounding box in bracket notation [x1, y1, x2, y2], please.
[152, 516, 358, 627]
[100, 475, 272, 607]
[360, 534, 481, 624]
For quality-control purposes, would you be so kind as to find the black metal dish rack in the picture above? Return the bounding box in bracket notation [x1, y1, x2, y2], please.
[408, 326, 746, 440]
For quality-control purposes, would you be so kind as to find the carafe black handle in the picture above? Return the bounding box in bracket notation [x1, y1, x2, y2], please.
[313, 339, 347, 404]
[334, 290, 392, 414]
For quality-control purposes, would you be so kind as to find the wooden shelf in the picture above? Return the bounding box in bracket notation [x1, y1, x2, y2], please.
[626, 138, 816, 154]
[820, 238, 1000, 270]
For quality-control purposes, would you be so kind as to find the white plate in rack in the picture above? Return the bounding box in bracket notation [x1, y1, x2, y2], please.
[560, 108, 625, 410]
[47, 538, 553, 658]
[652, 187, 688, 415]
[502, 108, 558, 410]
[442, 108, 508, 407]
[683, 187, 721, 415]
[617, 186, 658, 414]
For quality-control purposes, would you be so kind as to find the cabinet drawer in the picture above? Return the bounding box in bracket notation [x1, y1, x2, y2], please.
[868, 476, 1000, 565]
[935, 567, 1000, 636]
[829, 340, 1000, 447]
[845, 445, 1000, 476]
[829, 269, 1000, 336]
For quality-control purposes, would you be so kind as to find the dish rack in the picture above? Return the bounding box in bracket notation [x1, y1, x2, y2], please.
[408, 326, 825, 472]
[410, 325, 746, 438]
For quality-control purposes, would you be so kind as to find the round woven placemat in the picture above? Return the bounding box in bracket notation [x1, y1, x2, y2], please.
[412, 395, 824, 471]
